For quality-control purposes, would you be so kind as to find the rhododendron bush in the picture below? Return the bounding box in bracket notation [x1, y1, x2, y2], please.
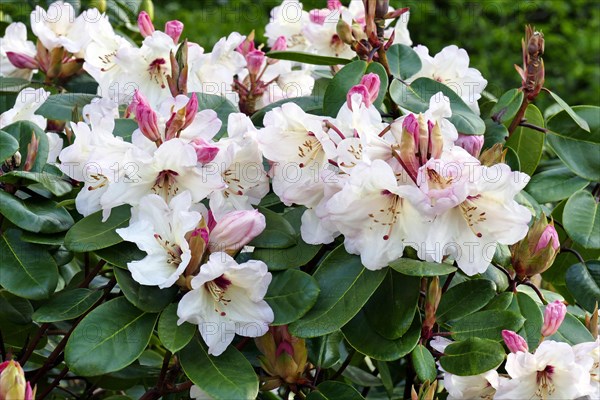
[0, 0, 599, 399]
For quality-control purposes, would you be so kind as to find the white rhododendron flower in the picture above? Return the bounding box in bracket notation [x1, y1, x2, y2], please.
[117, 191, 201, 288]
[0, 23, 37, 79]
[445, 370, 500, 400]
[495, 340, 594, 400]
[177, 252, 273, 356]
[573, 337, 600, 397]
[408, 45, 488, 114]
[0, 88, 49, 130]
[265, 0, 310, 51]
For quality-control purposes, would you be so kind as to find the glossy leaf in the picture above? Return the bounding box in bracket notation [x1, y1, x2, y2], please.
[0, 191, 74, 233]
[563, 190, 600, 249]
[264, 269, 320, 325]
[490, 89, 524, 124]
[450, 310, 525, 341]
[195, 93, 239, 139]
[0, 130, 19, 161]
[158, 303, 196, 353]
[546, 89, 590, 131]
[389, 258, 457, 276]
[65, 297, 158, 376]
[0, 229, 58, 300]
[566, 261, 600, 312]
[439, 338, 505, 376]
[547, 310, 594, 345]
[306, 381, 365, 400]
[266, 51, 352, 65]
[289, 245, 386, 338]
[387, 44, 422, 80]
[114, 268, 178, 313]
[0, 290, 33, 325]
[32, 288, 103, 323]
[251, 96, 323, 127]
[411, 344, 437, 383]
[526, 167, 589, 203]
[37, 93, 97, 121]
[2, 120, 49, 172]
[508, 292, 543, 349]
[505, 104, 545, 176]
[306, 331, 343, 369]
[64, 204, 131, 252]
[436, 279, 496, 323]
[249, 207, 296, 249]
[179, 337, 258, 400]
[0, 170, 73, 196]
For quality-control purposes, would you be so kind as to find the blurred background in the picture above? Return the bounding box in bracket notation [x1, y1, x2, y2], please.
[1, 0, 599, 107]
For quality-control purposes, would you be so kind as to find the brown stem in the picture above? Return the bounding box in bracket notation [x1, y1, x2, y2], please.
[19, 323, 49, 366]
[330, 348, 356, 380]
[508, 97, 530, 136]
[560, 247, 586, 264]
[441, 271, 456, 293]
[78, 260, 106, 288]
[521, 280, 547, 304]
[519, 122, 548, 133]
[38, 366, 69, 400]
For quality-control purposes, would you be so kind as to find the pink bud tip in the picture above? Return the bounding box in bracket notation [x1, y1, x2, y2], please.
[346, 84, 371, 111]
[455, 133, 485, 158]
[309, 9, 328, 25]
[402, 113, 420, 142]
[360, 73, 381, 104]
[271, 36, 287, 52]
[276, 341, 295, 357]
[182, 93, 199, 131]
[535, 224, 560, 253]
[191, 227, 210, 244]
[25, 382, 34, 400]
[190, 138, 220, 164]
[327, 0, 343, 10]
[164, 20, 184, 44]
[246, 50, 265, 76]
[138, 11, 155, 37]
[541, 300, 567, 337]
[6, 52, 38, 69]
[131, 90, 161, 142]
[236, 38, 256, 57]
[502, 330, 529, 353]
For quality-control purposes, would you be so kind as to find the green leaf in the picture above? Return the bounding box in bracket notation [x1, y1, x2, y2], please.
[439, 338, 505, 376]
[547, 310, 594, 345]
[306, 331, 343, 369]
[289, 245, 386, 338]
[0, 77, 32, 91]
[566, 261, 600, 313]
[387, 44, 422, 80]
[249, 207, 296, 249]
[483, 118, 509, 149]
[251, 96, 323, 127]
[2, 120, 49, 172]
[0, 170, 73, 196]
[113, 119, 138, 142]
[65, 297, 157, 376]
[179, 336, 258, 400]
[0, 290, 33, 325]
[323, 60, 388, 117]
[390, 77, 485, 135]
[482, 292, 514, 311]
[451, 310, 525, 341]
[0, 191, 74, 233]
[264, 269, 320, 325]
[546, 89, 590, 132]
[411, 344, 437, 383]
[114, 268, 178, 313]
[64, 204, 131, 252]
[266, 51, 352, 66]
[546, 106, 600, 181]
[306, 381, 365, 400]
[563, 190, 600, 249]
[0, 229, 58, 300]
[32, 288, 103, 323]
[342, 311, 420, 361]
[505, 104, 545, 176]
[252, 207, 323, 270]
[526, 167, 590, 203]
[37, 93, 97, 121]
[508, 292, 543, 349]
[363, 270, 419, 339]
[436, 279, 496, 323]
[490, 89, 524, 124]
[0, 130, 19, 161]
[376, 360, 394, 399]
[389, 258, 457, 276]
[195, 93, 239, 139]
[94, 242, 146, 269]
[158, 303, 195, 353]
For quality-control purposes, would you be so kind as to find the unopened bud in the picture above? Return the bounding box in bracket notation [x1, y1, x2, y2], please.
[271, 36, 287, 52]
[384, 7, 409, 19]
[246, 50, 265, 77]
[181, 93, 198, 131]
[255, 326, 308, 385]
[0, 360, 35, 400]
[137, 11, 155, 37]
[478, 143, 506, 167]
[164, 107, 186, 141]
[309, 9, 327, 25]
[511, 214, 559, 279]
[190, 138, 219, 164]
[327, 0, 342, 10]
[130, 91, 161, 143]
[535, 224, 559, 253]
[541, 300, 567, 337]
[139, 0, 154, 21]
[359, 73, 380, 105]
[164, 20, 184, 44]
[346, 84, 371, 110]
[455, 133, 484, 158]
[23, 134, 39, 172]
[336, 18, 354, 45]
[208, 209, 266, 255]
[502, 330, 529, 353]
[6, 52, 38, 70]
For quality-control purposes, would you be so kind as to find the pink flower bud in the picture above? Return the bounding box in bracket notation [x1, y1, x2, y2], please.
[131, 91, 161, 143]
[541, 300, 567, 337]
[271, 36, 287, 52]
[346, 84, 371, 110]
[359, 73, 381, 105]
[502, 330, 529, 353]
[137, 11, 155, 37]
[6, 52, 38, 69]
[402, 113, 420, 145]
[455, 133, 485, 158]
[327, 0, 343, 10]
[246, 50, 265, 76]
[182, 93, 199, 131]
[0, 360, 34, 400]
[190, 138, 219, 164]
[535, 224, 560, 253]
[309, 9, 328, 25]
[236, 38, 256, 57]
[208, 209, 266, 255]
[164, 20, 184, 44]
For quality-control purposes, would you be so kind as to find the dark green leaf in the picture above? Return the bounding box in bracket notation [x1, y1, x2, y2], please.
[437, 279, 496, 323]
[158, 304, 196, 353]
[526, 167, 590, 203]
[0, 191, 74, 233]
[64, 204, 131, 252]
[249, 207, 297, 249]
[505, 104, 545, 176]
[94, 241, 146, 269]
[306, 381, 365, 400]
[390, 77, 485, 135]
[37, 93, 97, 121]
[563, 190, 600, 249]
[289, 245, 386, 338]
[266, 51, 352, 66]
[32, 288, 103, 323]
[450, 310, 525, 341]
[179, 336, 258, 400]
[566, 261, 600, 312]
[0, 290, 33, 325]
[114, 268, 178, 313]
[2, 120, 49, 172]
[546, 89, 590, 132]
[0, 170, 73, 196]
[482, 292, 514, 311]
[508, 292, 543, 349]
[547, 310, 594, 345]
[65, 297, 158, 376]
[113, 118, 138, 142]
[411, 344, 437, 383]
[306, 331, 343, 369]
[389, 258, 457, 276]
[251, 96, 323, 127]
[0, 229, 58, 300]
[387, 44, 422, 80]
[0, 130, 19, 161]
[490, 89, 524, 124]
[195, 93, 238, 139]
[264, 269, 320, 325]
[439, 338, 505, 376]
